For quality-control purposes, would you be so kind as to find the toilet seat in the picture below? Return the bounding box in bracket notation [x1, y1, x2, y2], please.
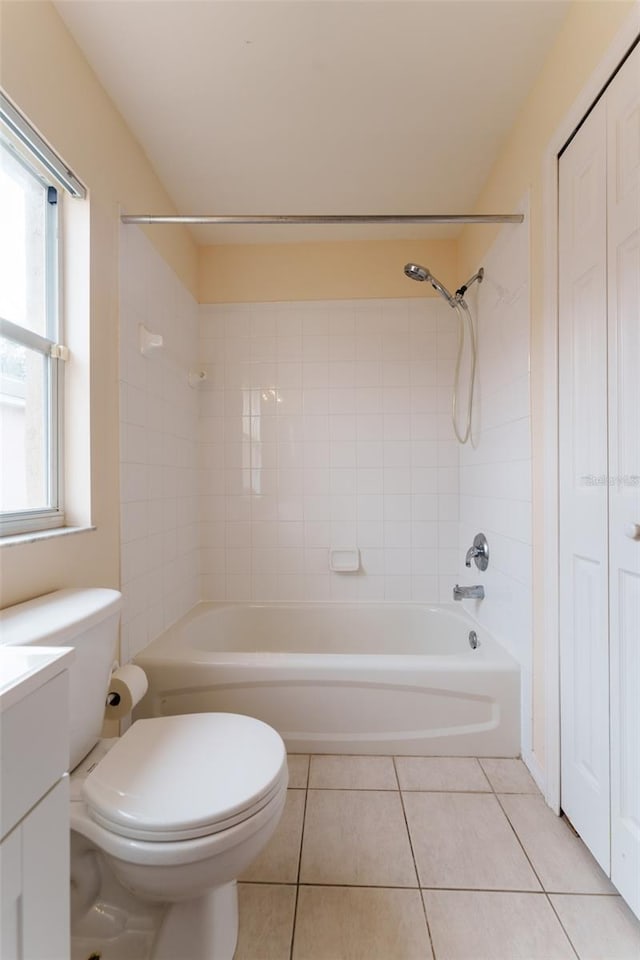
[82, 713, 287, 842]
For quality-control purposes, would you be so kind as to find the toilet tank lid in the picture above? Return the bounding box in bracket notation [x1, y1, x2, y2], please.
[0, 588, 122, 647]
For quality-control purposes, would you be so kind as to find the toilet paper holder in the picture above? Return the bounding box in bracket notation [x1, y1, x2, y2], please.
[105, 662, 148, 719]
[106, 660, 120, 705]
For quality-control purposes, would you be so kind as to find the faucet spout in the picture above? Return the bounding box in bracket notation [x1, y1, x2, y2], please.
[453, 584, 485, 601]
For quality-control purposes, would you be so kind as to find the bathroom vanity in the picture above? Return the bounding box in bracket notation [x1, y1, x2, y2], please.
[0, 645, 74, 960]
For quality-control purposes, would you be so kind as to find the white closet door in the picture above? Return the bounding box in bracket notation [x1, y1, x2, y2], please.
[559, 95, 610, 873]
[607, 43, 640, 917]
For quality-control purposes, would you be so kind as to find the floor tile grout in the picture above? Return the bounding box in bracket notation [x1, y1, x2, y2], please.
[392, 756, 437, 959]
[295, 787, 540, 795]
[291, 752, 541, 795]
[543, 890, 620, 897]
[238, 880, 592, 899]
[288, 753, 527, 760]
[305, 786, 539, 793]
[544, 891, 581, 960]
[474, 756, 494, 792]
[304, 785, 539, 794]
[289, 759, 311, 960]
[239, 879, 625, 896]
[263, 756, 627, 960]
[492, 789, 547, 895]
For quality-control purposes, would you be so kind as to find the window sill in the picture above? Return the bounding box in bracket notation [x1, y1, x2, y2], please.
[0, 525, 96, 548]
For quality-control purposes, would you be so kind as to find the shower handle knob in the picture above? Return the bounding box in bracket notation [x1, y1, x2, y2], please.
[625, 523, 640, 541]
[465, 533, 489, 571]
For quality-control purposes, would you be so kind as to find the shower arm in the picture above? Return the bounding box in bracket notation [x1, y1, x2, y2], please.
[455, 268, 484, 301]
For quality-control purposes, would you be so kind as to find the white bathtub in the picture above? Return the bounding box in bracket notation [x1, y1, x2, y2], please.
[134, 602, 520, 756]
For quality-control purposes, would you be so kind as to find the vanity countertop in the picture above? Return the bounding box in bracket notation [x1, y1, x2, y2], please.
[0, 645, 74, 713]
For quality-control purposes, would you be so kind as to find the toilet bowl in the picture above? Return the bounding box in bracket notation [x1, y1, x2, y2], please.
[70, 712, 288, 959]
[0, 588, 288, 960]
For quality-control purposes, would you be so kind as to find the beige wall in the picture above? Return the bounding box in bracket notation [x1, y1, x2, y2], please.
[199, 238, 457, 303]
[0, 0, 198, 607]
[457, 0, 636, 770]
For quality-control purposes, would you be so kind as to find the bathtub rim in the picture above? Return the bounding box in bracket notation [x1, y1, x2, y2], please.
[133, 600, 518, 673]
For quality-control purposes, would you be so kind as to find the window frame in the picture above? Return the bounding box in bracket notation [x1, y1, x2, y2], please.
[0, 320, 65, 537]
[0, 93, 84, 538]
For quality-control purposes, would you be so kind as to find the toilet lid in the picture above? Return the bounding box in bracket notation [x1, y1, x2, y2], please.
[82, 713, 287, 842]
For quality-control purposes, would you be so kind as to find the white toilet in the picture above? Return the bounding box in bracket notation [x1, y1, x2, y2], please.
[2, 588, 288, 960]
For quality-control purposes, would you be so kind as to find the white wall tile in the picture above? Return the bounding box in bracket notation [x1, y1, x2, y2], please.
[384, 522, 412, 549]
[116, 275, 502, 629]
[198, 297, 457, 602]
[453, 205, 533, 756]
[357, 522, 384, 548]
[119, 226, 200, 650]
[357, 575, 386, 600]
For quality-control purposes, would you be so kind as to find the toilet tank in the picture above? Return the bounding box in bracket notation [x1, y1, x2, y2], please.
[0, 588, 122, 769]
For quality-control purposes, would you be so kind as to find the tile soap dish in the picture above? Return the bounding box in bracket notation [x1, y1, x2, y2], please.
[329, 548, 360, 573]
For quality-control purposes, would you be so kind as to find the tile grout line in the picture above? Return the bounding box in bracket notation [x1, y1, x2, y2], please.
[543, 893, 582, 960]
[491, 784, 547, 889]
[491, 788, 581, 959]
[481, 759, 579, 958]
[241, 878, 619, 895]
[303, 787, 549, 794]
[475, 757, 494, 793]
[289, 752, 537, 760]
[392, 756, 437, 960]
[259, 756, 606, 960]
[288, 756, 311, 960]
[463, 759, 582, 959]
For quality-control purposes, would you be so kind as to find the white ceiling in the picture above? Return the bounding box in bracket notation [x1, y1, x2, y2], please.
[54, 0, 569, 244]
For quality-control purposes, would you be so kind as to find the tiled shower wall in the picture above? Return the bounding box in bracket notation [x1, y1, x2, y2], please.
[118, 226, 200, 661]
[456, 208, 532, 753]
[198, 298, 460, 602]
[117, 226, 532, 735]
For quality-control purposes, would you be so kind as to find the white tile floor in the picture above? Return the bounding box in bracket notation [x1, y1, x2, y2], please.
[236, 756, 640, 960]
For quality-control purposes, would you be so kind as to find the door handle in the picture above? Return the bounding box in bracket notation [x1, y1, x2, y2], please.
[625, 523, 640, 541]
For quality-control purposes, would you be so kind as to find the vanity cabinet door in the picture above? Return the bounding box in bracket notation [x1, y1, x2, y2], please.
[0, 827, 22, 960]
[0, 778, 69, 960]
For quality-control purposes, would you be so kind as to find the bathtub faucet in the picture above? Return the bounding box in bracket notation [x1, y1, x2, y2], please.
[453, 584, 485, 601]
[465, 544, 481, 567]
[465, 533, 490, 570]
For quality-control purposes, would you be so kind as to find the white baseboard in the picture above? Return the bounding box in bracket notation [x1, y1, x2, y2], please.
[522, 749, 554, 809]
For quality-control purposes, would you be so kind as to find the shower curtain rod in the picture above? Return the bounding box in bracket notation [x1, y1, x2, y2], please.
[120, 213, 524, 225]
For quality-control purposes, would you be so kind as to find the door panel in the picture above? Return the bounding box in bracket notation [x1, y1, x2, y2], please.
[607, 43, 640, 918]
[559, 94, 611, 873]
[571, 555, 604, 788]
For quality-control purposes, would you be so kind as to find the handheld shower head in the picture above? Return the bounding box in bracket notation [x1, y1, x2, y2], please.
[404, 262, 430, 283]
[403, 263, 455, 305]
[404, 258, 484, 446]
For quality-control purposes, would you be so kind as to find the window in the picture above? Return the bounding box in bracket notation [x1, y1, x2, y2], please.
[0, 95, 85, 537]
